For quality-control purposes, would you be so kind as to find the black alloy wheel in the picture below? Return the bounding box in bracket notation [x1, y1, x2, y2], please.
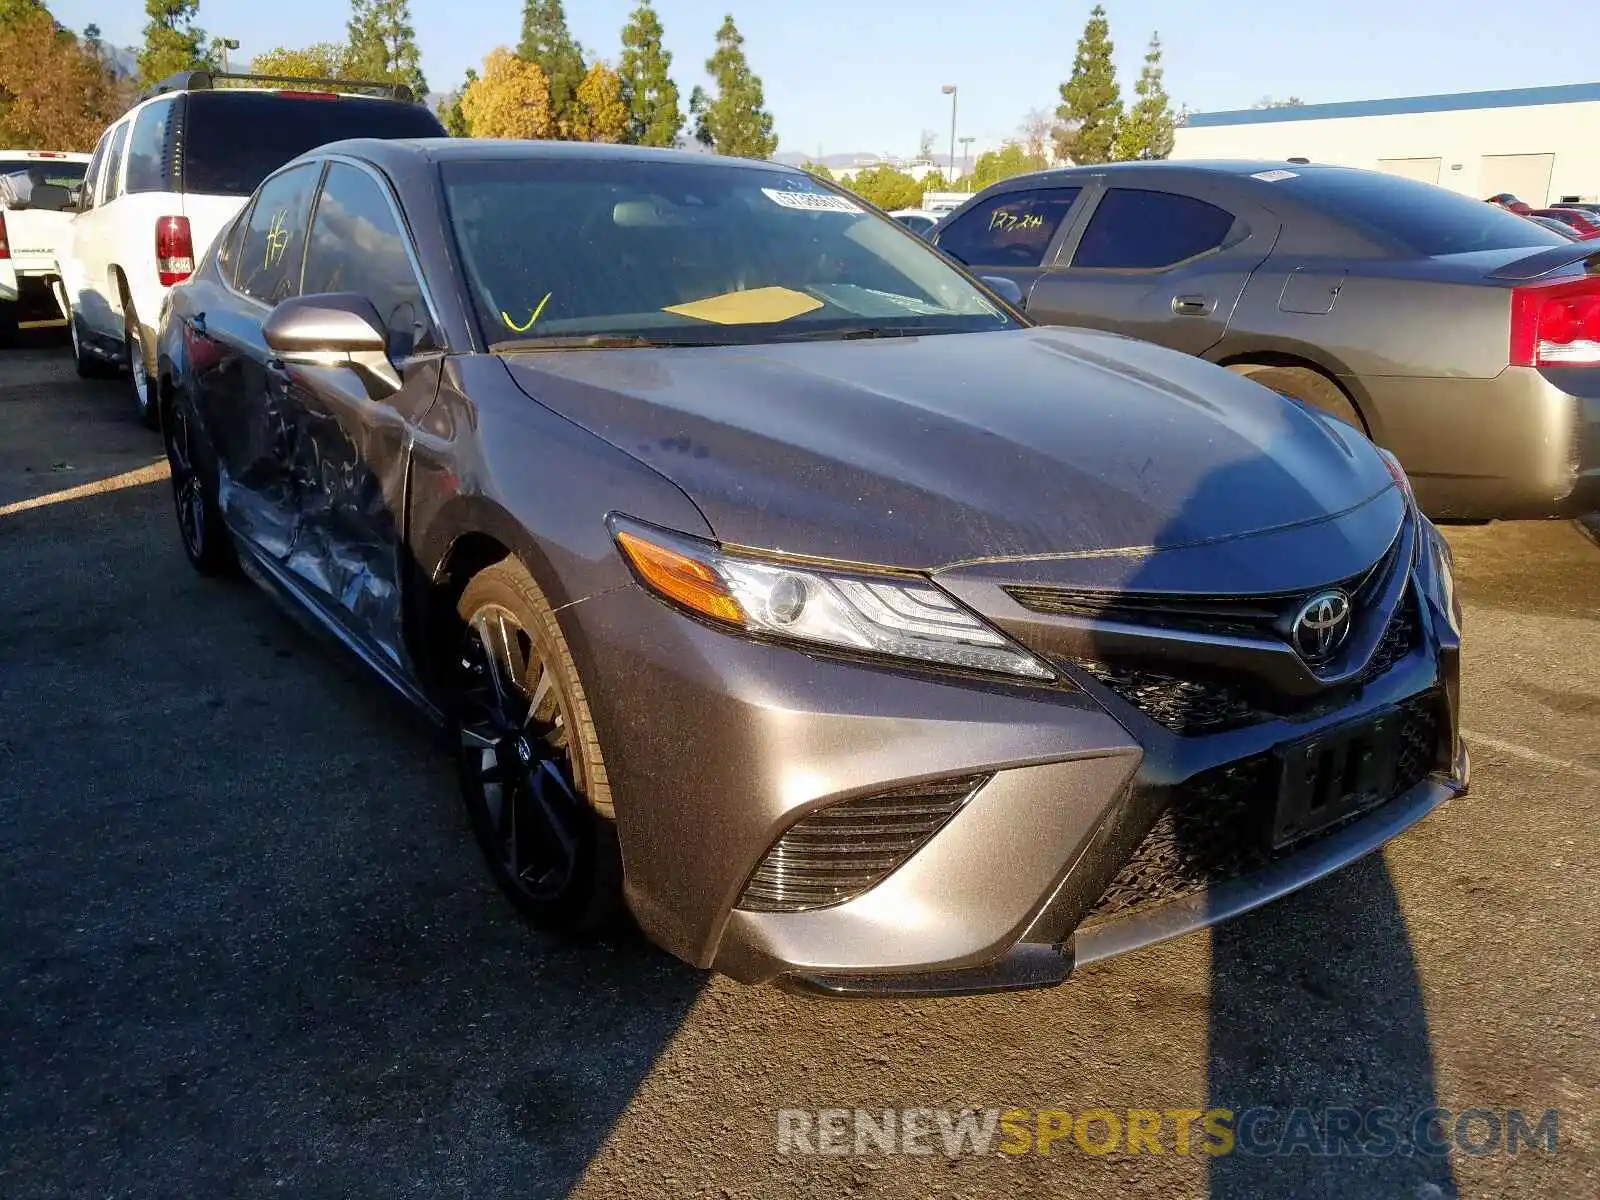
[454, 562, 620, 930]
[161, 394, 236, 576]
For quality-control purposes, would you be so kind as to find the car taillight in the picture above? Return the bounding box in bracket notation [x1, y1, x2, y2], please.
[0, 211, 9, 260]
[1509, 276, 1600, 367]
[155, 215, 194, 286]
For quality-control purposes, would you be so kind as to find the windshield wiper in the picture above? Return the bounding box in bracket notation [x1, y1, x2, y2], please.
[766, 325, 929, 343]
[491, 333, 722, 352]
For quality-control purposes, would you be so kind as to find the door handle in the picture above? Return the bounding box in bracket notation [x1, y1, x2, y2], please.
[1171, 295, 1214, 315]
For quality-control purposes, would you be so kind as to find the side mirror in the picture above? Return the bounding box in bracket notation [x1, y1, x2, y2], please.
[262, 293, 399, 395]
[980, 275, 1025, 308]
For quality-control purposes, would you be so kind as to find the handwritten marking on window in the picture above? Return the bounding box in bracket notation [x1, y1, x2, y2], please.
[264, 208, 292, 269]
[502, 292, 552, 333]
[988, 209, 1045, 232]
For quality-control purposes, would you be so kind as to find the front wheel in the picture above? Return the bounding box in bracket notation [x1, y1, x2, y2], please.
[452, 559, 621, 932]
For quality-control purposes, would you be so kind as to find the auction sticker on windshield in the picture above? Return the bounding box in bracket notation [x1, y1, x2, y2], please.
[763, 188, 863, 214]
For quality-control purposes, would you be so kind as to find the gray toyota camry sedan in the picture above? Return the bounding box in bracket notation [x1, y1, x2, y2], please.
[155, 140, 1469, 997]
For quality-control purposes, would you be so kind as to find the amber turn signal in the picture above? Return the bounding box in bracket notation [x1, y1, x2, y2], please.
[616, 530, 745, 624]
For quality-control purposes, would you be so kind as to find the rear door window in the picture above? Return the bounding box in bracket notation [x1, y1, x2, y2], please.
[234, 163, 321, 306]
[1071, 189, 1239, 270]
[181, 92, 445, 197]
[302, 162, 429, 357]
[934, 188, 1082, 267]
[125, 98, 178, 194]
[101, 121, 130, 204]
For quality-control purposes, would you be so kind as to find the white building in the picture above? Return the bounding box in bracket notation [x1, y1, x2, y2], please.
[1172, 83, 1600, 206]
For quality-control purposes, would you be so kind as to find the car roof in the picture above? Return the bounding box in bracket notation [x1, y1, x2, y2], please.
[987, 159, 1374, 188]
[311, 137, 804, 175]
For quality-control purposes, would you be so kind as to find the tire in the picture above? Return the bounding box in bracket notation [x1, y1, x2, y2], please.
[67, 303, 118, 379]
[161, 389, 238, 577]
[1230, 363, 1367, 434]
[452, 559, 621, 932]
[124, 305, 158, 429]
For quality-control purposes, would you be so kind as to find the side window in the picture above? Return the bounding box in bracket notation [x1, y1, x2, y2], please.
[933, 188, 1081, 268]
[301, 162, 429, 357]
[215, 203, 253, 287]
[1071, 189, 1240, 271]
[125, 98, 177, 194]
[101, 121, 130, 204]
[235, 163, 320, 306]
[79, 134, 108, 212]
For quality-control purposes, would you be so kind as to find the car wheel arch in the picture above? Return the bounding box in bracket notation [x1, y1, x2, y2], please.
[1214, 351, 1376, 435]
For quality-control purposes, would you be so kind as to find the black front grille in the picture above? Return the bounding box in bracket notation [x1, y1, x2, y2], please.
[1082, 692, 1442, 925]
[736, 776, 988, 914]
[1075, 592, 1423, 736]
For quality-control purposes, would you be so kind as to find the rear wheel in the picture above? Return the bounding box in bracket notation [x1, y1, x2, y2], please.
[125, 307, 157, 429]
[0, 301, 17, 348]
[1230, 363, 1367, 433]
[452, 559, 621, 932]
[161, 390, 237, 577]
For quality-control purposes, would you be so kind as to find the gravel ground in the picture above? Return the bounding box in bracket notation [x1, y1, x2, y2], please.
[2, 335, 1596, 1199]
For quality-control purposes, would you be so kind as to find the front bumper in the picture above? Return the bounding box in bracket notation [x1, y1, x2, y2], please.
[564, 512, 1466, 997]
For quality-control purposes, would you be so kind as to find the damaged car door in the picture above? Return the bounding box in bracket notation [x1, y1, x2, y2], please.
[199, 160, 323, 559]
[257, 159, 442, 667]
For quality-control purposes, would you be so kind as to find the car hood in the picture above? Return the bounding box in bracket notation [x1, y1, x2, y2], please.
[499, 326, 1396, 574]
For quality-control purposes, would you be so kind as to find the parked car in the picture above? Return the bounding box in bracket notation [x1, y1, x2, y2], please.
[888, 208, 942, 236]
[1526, 214, 1584, 240]
[155, 139, 1468, 997]
[58, 69, 444, 426]
[1486, 193, 1533, 215]
[1532, 207, 1600, 238]
[930, 161, 1600, 521]
[0, 149, 90, 345]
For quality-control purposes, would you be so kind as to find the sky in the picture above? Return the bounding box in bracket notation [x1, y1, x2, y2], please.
[47, 0, 1592, 159]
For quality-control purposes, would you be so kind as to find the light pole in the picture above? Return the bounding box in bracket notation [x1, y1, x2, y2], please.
[959, 136, 976, 188]
[941, 85, 957, 182]
[220, 38, 239, 74]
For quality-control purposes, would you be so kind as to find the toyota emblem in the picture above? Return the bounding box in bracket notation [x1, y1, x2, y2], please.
[1291, 590, 1353, 662]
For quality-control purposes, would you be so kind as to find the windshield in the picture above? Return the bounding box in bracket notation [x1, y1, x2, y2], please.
[440, 157, 1017, 348]
[1277, 169, 1568, 256]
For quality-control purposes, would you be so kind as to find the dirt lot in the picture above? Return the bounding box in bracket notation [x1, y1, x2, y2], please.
[2, 334, 1597, 1199]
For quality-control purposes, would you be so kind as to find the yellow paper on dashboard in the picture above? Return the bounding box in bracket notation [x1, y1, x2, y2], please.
[664, 286, 823, 325]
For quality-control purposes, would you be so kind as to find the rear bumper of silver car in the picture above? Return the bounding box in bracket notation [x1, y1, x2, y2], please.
[1355, 366, 1600, 519]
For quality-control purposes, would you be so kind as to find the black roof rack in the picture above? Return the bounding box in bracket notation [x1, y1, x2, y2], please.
[143, 70, 414, 104]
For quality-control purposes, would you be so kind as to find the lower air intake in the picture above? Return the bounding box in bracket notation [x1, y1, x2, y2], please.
[736, 775, 989, 914]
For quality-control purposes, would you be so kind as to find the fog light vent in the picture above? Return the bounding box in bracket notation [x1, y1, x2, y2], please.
[736, 775, 989, 914]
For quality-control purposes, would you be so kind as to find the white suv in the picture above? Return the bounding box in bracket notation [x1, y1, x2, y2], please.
[59, 69, 443, 425]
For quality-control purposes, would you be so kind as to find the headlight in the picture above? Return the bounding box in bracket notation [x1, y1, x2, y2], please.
[1427, 524, 1461, 637]
[1378, 447, 1415, 503]
[609, 516, 1054, 681]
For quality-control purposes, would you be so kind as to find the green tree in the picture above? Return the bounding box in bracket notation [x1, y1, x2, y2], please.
[968, 143, 1048, 191]
[138, 0, 208, 87]
[346, 0, 427, 98]
[518, 0, 585, 136]
[800, 161, 833, 181]
[1252, 96, 1305, 109]
[437, 67, 476, 136]
[1112, 33, 1174, 160]
[697, 15, 776, 159]
[1054, 3, 1120, 165]
[252, 42, 349, 80]
[619, 0, 680, 147]
[841, 165, 922, 212]
[0, 0, 46, 28]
